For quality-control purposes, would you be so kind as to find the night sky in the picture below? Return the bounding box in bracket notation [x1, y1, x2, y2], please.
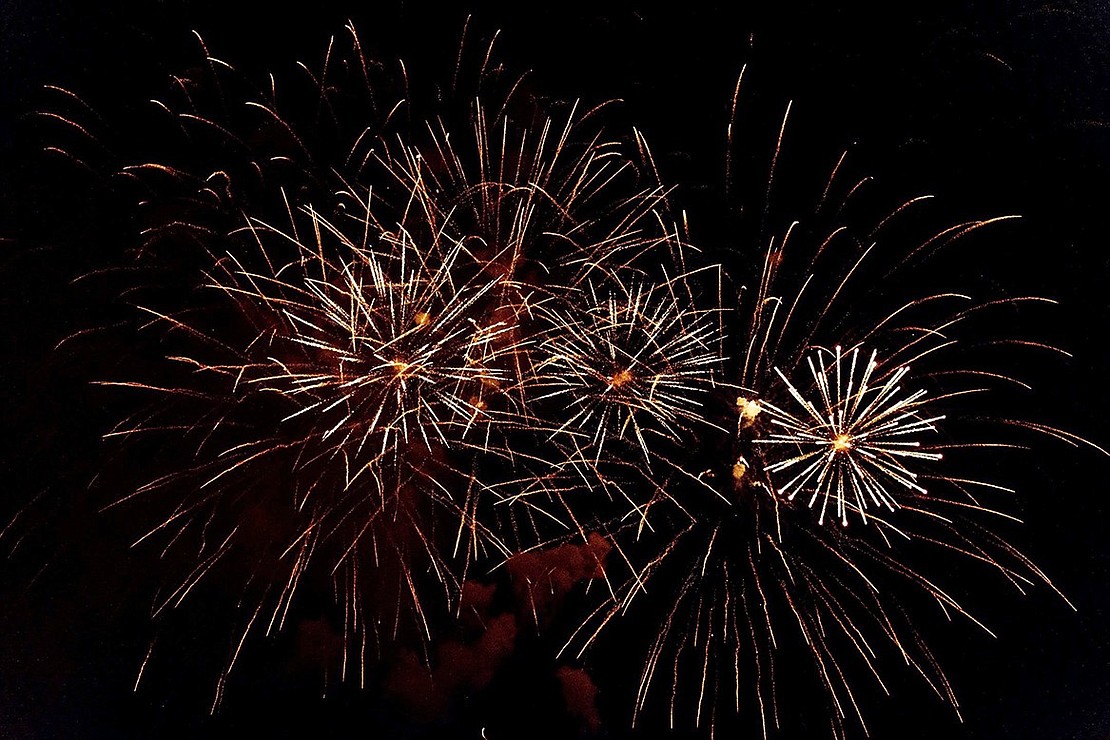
[2, 2, 1110, 738]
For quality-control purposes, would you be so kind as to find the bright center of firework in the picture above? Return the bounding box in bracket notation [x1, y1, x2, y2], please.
[391, 360, 412, 376]
[731, 457, 748, 483]
[609, 368, 634, 389]
[736, 396, 763, 426]
[754, 346, 944, 526]
[414, 312, 431, 327]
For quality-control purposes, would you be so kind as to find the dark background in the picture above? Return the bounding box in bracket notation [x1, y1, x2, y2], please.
[1, 1, 1109, 738]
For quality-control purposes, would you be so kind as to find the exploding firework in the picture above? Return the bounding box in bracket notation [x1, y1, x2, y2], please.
[52, 24, 695, 710]
[531, 275, 722, 464]
[552, 86, 1105, 739]
[36, 19, 1105, 740]
[755, 345, 945, 527]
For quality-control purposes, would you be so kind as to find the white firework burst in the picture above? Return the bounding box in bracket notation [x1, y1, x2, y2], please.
[755, 345, 945, 526]
[217, 201, 528, 469]
[531, 277, 723, 464]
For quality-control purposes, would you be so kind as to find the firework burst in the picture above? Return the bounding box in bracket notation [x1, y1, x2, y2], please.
[756, 345, 944, 527]
[33, 20, 1105, 739]
[553, 90, 1100, 738]
[103, 192, 529, 704]
[566, 298, 1077, 739]
[55, 23, 697, 710]
[531, 275, 722, 464]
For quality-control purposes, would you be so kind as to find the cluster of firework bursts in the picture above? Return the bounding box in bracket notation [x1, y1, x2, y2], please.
[40, 23, 1103, 738]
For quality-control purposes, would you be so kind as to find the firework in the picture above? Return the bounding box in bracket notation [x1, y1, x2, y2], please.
[104, 195, 525, 706]
[756, 345, 944, 527]
[37, 20, 1104, 739]
[531, 275, 722, 464]
[553, 91, 1100, 739]
[62, 24, 693, 710]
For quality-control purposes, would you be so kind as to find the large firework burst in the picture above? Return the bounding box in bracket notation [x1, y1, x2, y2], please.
[553, 89, 1102, 738]
[36, 20, 1104, 739]
[50, 25, 687, 708]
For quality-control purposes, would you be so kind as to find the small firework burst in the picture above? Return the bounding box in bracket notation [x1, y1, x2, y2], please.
[532, 276, 722, 464]
[756, 346, 944, 526]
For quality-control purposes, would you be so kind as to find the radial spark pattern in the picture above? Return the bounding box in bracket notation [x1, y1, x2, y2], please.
[756, 346, 944, 526]
[532, 278, 722, 463]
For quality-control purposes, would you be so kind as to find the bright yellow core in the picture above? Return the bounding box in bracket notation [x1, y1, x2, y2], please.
[732, 459, 748, 482]
[609, 368, 634, 388]
[391, 361, 411, 376]
[414, 312, 431, 327]
[736, 397, 762, 425]
[833, 434, 853, 452]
